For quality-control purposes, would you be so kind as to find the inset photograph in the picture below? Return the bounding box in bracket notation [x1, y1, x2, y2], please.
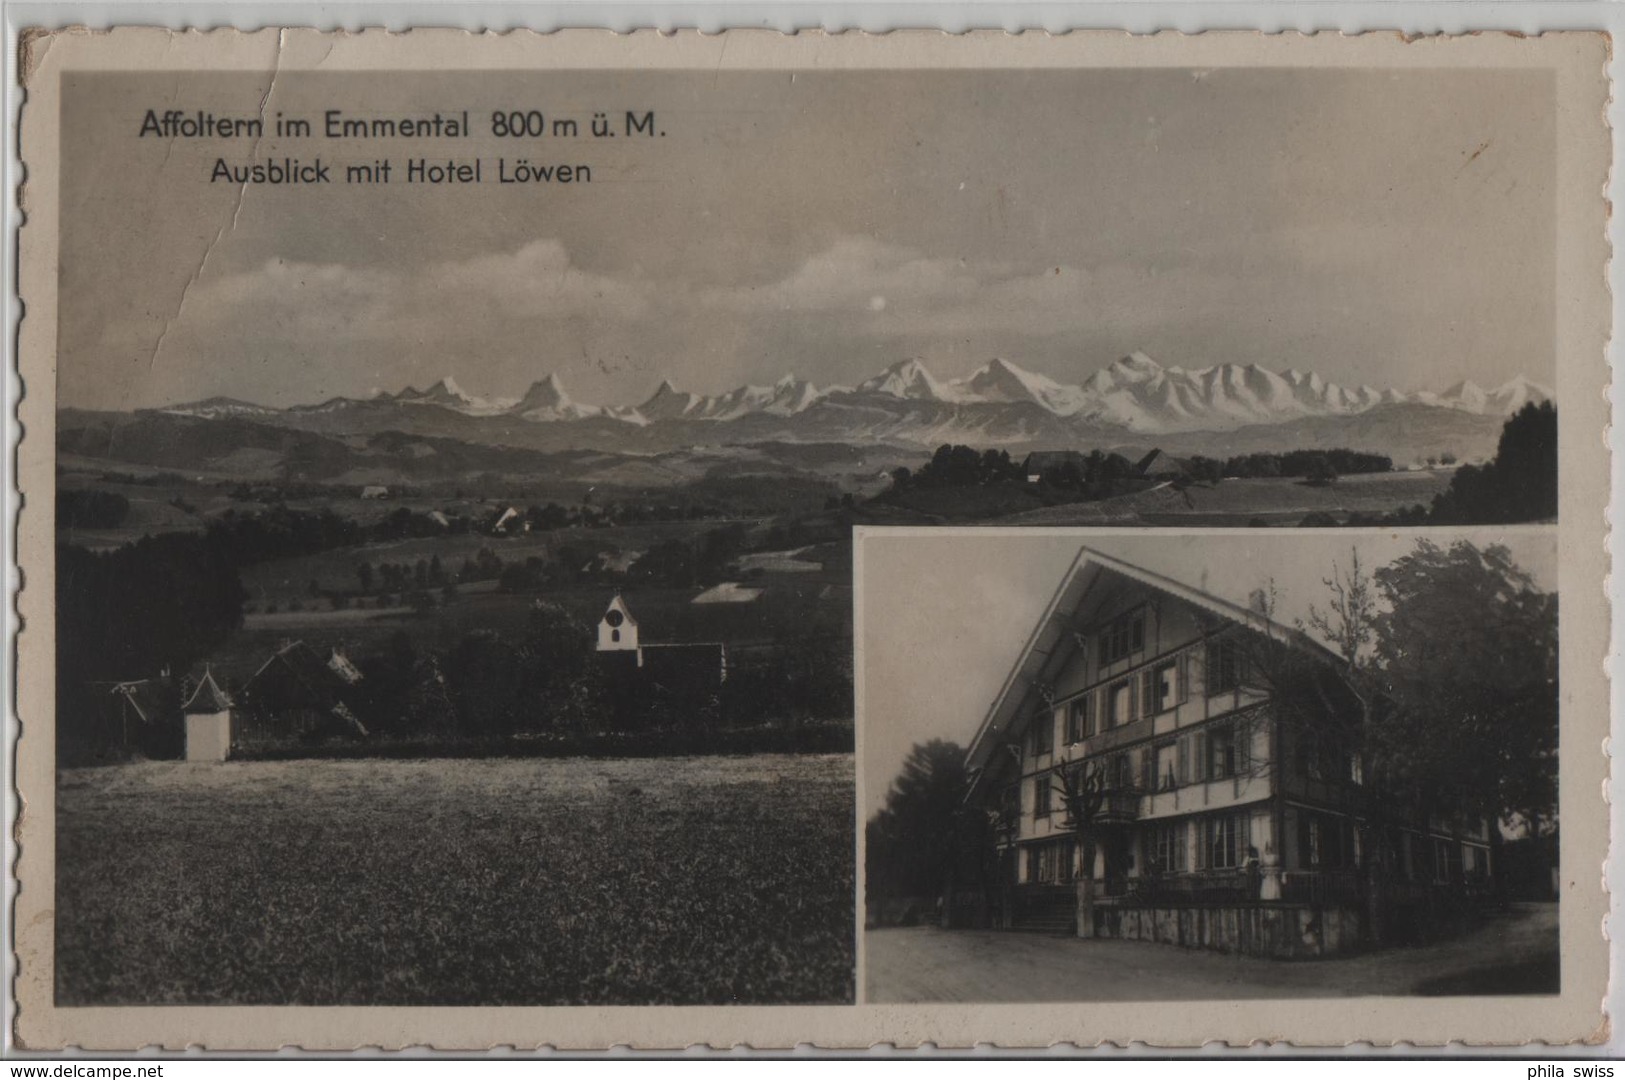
[860, 529, 1558, 1002]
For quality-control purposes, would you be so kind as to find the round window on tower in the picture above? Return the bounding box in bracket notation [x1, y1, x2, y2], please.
[605, 609, 624, 628]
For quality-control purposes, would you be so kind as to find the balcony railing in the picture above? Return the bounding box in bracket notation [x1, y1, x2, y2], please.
[1095, 788, 1142, 824]
[1279, 868, 1362, 906]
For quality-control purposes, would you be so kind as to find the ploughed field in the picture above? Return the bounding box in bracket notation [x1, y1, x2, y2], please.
[56, 754, 855, 1005]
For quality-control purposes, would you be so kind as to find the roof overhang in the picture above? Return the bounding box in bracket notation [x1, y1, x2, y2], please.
[962, 545, 1339, 793]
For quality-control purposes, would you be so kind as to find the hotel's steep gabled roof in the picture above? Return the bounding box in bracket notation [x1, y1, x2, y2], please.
[963, 546, 1340, 782]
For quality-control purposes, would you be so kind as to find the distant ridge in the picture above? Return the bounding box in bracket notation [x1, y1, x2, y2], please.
[158, 352, 1553, 438]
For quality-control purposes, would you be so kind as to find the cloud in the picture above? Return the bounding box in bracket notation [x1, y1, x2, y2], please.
[150, 240, 653, 353]
[696, 237, 1101, 335]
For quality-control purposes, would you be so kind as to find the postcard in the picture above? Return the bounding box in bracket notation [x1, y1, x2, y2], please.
[12, 27, 1610, 1049]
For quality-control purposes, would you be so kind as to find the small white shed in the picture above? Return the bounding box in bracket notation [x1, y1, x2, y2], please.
[182, 670, 234, 762]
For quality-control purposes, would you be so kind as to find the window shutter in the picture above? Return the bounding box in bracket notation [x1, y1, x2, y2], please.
[1140, 747, 1153, 791]
[1236, 718, 1252, 776]
[1177, 735, 1189, 785]
[1194, 731, 1208, 782]
[1175, 652, 1189, 703]
[1239, 813, 1251, 865]
[1195, 819, 1208, 870]
[1139, 669, 1153, 719]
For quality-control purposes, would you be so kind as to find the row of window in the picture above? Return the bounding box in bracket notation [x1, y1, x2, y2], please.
[1019, 813, 1257, 883]
[1033, 636, 1246, 757]
[1021, 823, 1490, 886]
[1022, 716, 1259, 820]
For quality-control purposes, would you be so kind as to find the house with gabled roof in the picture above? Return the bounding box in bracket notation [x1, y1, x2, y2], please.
[1134, 448, 1189, 480]
[104, 678, 181, 757]
[234, 640, 369, 748]
[960, 546, 1493, 956]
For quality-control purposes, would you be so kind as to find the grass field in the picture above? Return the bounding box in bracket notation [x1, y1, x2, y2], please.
[995, 471, 1454, 527]
[56, 754, 855, 1006]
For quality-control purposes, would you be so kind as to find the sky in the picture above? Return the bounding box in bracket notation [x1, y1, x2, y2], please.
[858, 528, 1559, 822]
[59, 67, 1555, 411]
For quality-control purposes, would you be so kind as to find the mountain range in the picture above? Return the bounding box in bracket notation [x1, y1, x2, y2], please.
[155, 352, 1550, 455]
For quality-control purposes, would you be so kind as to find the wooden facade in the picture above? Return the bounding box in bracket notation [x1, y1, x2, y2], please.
[964, 547, 1494, 936]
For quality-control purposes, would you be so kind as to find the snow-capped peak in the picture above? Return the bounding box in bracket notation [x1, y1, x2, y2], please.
[512, 373, 605, 421]
[856, 358, 955, 402]
[337, 352, 1552, 435]
[1113, 351, 1165, 379]
[958, 358, 1088, 415]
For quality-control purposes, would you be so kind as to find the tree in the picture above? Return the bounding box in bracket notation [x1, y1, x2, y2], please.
[1303, 453, 1339, 487]
[443, 631, 526, 738]
[1246, 551, 1395, 941]
[356, 562, 374, 593]
[518, 602, 605, 732]
[1430, 402, 1557, 523]
[866, 741, 979, 912]
[1053, 759, 1112, 938]
[1250, 541, 1556, 941]
[1372, 541, 1558, 842]
[56, 534, 247, 760]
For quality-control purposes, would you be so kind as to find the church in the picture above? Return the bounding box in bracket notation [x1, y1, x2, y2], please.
[594, 595, 728, 724]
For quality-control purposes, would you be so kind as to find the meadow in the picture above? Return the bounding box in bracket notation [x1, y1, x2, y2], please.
[994, 470, 1455, 527]
[56, 754, 855, 1005]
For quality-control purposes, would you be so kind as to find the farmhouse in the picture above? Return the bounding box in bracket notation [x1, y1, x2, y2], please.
[959, 547, 1493, 957]
[108, 678, 172, 743]
[1134, 448, 1189, 480]
[490, 506, 528, 535]
[234, 640, 369, 748]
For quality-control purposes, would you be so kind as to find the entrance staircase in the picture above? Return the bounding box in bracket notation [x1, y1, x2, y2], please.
[1009, 886, 1078, 935]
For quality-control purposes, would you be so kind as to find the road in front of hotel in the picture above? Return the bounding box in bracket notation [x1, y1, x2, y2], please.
[864, 903, 1558, 1002]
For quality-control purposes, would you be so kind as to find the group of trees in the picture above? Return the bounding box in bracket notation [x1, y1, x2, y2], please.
[1429, 402, 1558, 524]
[883, 444, 1396, 502]
[355, 554, 449, 595]
[1251, 540, 1557, 940]
[1029, 453, 1142, 493]
[351, 610, 852, 743]
[867, 539, 1557, 946]
[1313, 403, 1559, 528]
[57, 533, 249, 761]
[627, 525, 751, 589]
[865, 740, 995, 908]
[356, 605, 607, 739]
[1181, 449, 1394, 484]
[57, 489, 132, 530]
[892, 446, 1031, 489]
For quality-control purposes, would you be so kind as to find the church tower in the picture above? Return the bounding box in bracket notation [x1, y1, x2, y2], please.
[596, 595, 640, 654]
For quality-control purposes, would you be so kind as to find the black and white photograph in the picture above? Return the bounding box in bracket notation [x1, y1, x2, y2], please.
[13, 27, 1609, 1050]
[860, 529, 1559, 1002]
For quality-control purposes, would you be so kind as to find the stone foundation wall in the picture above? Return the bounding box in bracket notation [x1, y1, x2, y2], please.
[1095, 902, 1362, 959]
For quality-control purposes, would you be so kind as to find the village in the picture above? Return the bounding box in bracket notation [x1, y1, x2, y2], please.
[52, 463, 861, 1006]
[63, 483, 856, 763]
